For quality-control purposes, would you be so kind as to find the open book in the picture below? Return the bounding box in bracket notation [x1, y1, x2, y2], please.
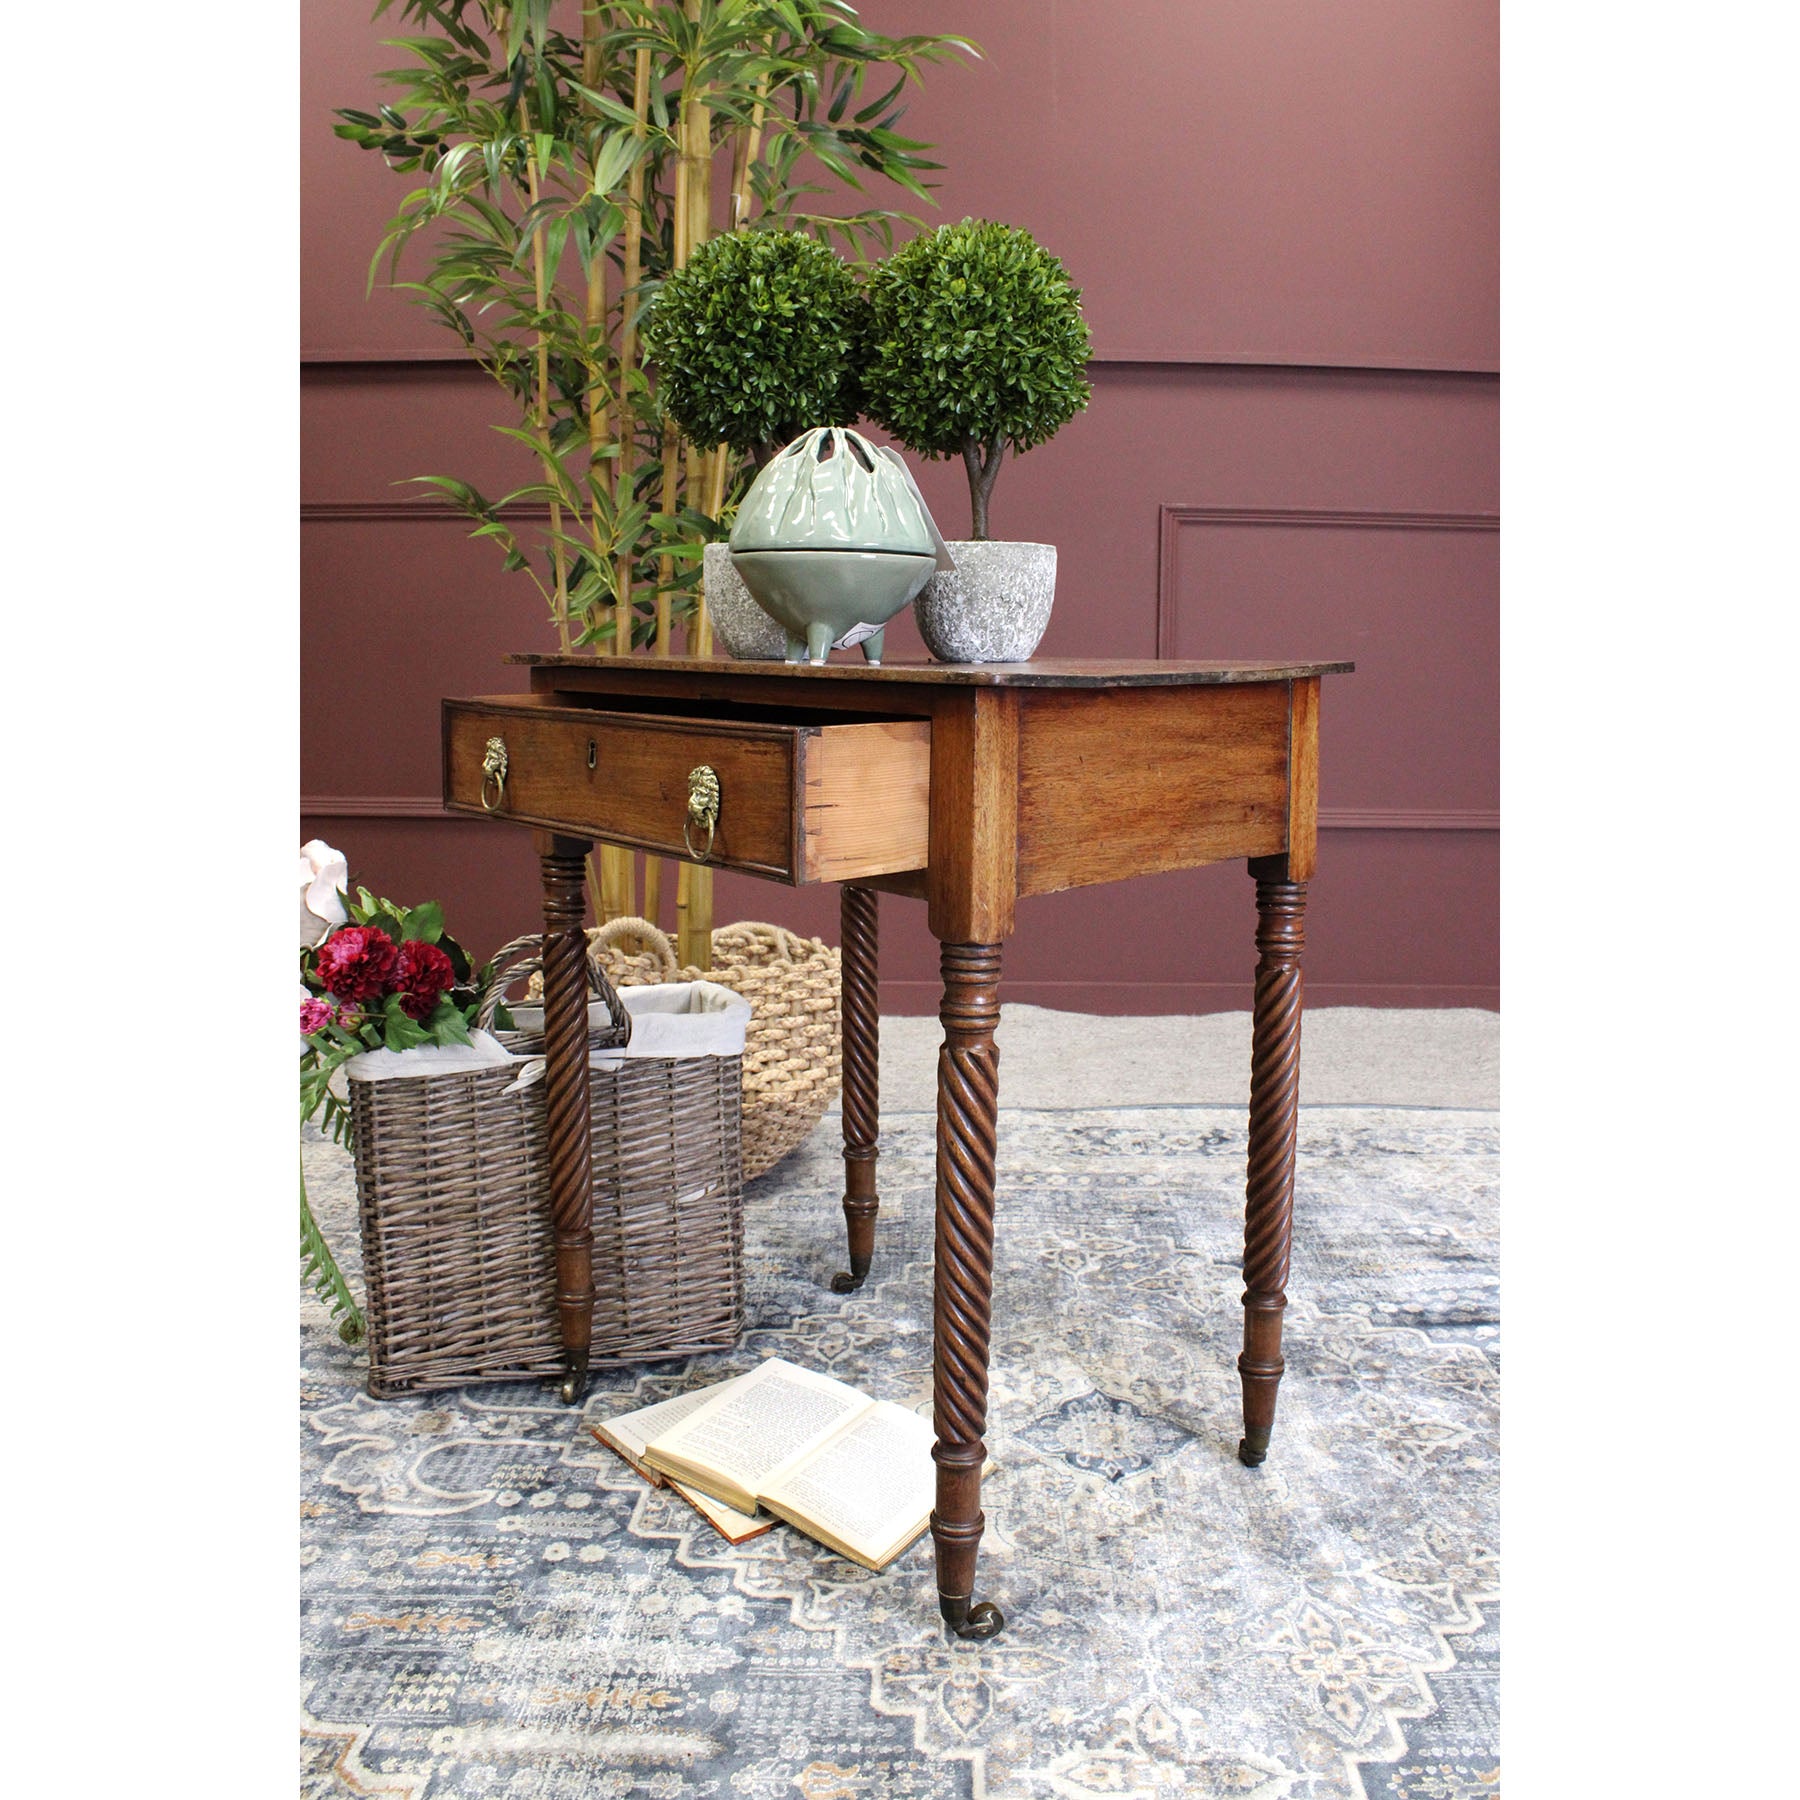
[601, 1357, 938, 1571]
[589, 1376, 772, 1545]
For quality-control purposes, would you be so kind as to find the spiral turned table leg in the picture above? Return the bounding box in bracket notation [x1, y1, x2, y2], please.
[1239, 868, 1308, 1466]
[540, 841, 594, 1406]
[930, 941, 1005, 1640]
[833, 886, 881, 1294]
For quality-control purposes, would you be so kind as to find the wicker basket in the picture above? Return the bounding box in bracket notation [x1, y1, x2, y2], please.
[572, 917, 841, 1180]
[482, 931, 630, 1056]
[348, 938, 744, 1398]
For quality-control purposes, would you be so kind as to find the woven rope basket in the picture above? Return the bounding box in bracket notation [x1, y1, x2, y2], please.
[537, 918, 840, 1181]
[349, 937, 743, 1397]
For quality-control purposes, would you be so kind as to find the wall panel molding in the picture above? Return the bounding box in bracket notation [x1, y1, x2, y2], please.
[1156, 503, 1500, 659]
[878, 980, 1500, 1015]
[299, 793, 1495, 832]
[302, 349, 1500, 378]
[1322, 808, 1497, 832]
[302, 500, 551, 524]
[303, 795, 452, 818]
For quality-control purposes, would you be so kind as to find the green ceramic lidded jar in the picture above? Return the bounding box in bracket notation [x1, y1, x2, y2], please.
[728, 427, 945, 665]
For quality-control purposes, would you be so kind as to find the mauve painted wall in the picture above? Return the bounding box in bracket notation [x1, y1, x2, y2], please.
[301, 0, 1498, 1010]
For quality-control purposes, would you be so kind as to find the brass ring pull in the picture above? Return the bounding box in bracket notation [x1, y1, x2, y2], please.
[683, 764, 720, 863]
[480, 736, 509, 812]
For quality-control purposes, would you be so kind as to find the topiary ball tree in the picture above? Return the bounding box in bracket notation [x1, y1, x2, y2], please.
[643, 229, 864, 471]
[862, 219, 1091, 541]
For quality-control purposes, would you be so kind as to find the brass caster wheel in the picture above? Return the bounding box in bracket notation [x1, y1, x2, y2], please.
[829, 1254, 872, 1295]
[940, 1594, 1005, 1640]
[559, 1353, 590, 1407]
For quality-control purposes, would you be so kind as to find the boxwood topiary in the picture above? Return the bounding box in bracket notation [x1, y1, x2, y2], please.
[643, 229, 865, 469]
[861, 219, 1091, 540]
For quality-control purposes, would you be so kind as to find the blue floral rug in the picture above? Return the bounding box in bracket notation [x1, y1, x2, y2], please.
[302, 1102, 1498, 1799]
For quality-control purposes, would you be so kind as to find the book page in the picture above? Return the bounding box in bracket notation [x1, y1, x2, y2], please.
[599, 1375, 746, 1469]
[760, 1401, 936, 1568]
[644, 1358, 870, 1507]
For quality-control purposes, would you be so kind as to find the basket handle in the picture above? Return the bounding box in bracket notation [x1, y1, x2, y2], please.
[587, 914, 681, 974]
[473, 932, 631, 1043]
[711, 920, 799, 964]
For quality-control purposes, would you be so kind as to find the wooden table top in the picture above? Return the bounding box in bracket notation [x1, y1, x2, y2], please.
[508, 654, 1355, 688]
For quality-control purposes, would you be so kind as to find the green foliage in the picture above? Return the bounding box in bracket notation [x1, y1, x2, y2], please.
[344, 885, 472, 982]
[298, 877, 508, 1339]
[301, 1158, 366, 1345]
[643, 229, 863, 459]
[334, 2, 976, 643]
[861, 218, 1091, 537]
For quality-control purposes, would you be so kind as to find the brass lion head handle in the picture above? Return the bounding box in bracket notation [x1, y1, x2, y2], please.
[683, 764, 720, 863]
[480, 736, 509, 812]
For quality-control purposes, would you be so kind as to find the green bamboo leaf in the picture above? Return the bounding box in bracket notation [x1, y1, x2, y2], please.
[566, 82, 644, 131]
[587, 129, 642, 198]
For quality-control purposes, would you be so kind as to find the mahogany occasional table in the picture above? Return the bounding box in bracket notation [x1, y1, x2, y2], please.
[443, 653, 1353, 1641]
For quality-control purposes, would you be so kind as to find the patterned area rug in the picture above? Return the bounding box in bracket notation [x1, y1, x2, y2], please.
[302, 1103, 1498, 1799]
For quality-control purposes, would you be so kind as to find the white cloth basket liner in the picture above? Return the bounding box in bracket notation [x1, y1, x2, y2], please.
[343, 985, 751, 1089]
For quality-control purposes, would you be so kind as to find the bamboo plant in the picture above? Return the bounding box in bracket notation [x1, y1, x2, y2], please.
[336, 1, 973, 961]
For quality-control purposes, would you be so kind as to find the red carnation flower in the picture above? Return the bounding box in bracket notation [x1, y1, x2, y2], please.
[315, 925, 399, 1003]
[394, 939, 456, 1021]
[300, 997, 333, 1036]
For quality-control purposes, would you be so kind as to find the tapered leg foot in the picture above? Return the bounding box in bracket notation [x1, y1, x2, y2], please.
[835, 886, 880, 1294]
[1237, 1424, 1272, 1468]
[930, 940, 1005, 1638]
[559, 1350, 590, 1407]
[1238, 863, 1307, 1463]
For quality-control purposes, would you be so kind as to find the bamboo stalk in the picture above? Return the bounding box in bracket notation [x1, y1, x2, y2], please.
[598, 847, 634, 920]
[655, 35, 694, 661]
[613, 43, 652, 659]
[520, 100, 571, 652]
[694, 442, 731, 658]
[648, 29, 697, 935]
[684, 442, 706, 653]
[680, 7, 723, 964]
[656, 419, 679, 654]
[679, 41, 717, 660]
[584, 229, 611, 582]
[677, 846, 713, 967]
[580, 7, 634, 921]
[730, 78, 767, 228]
[579, 0, 608, 482]
[676, 10, 717, 968]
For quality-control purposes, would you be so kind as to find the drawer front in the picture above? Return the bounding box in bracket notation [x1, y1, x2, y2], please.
[443, 699, 929, 884]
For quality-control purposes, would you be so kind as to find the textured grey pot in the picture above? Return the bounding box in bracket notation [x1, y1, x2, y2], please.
[914, 540, 1057, 663]
[703, 542, 787, 660]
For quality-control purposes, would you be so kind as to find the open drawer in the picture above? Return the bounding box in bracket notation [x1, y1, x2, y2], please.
[443, 696, 931, 884]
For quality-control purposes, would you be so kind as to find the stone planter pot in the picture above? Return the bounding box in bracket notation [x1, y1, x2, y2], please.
[914, 541, 1057, 664]
[703, 542, 787, 660]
